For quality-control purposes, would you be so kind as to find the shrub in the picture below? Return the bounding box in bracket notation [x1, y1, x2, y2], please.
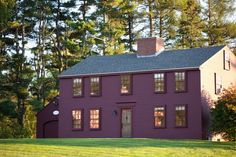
[210, 86, 236, 141]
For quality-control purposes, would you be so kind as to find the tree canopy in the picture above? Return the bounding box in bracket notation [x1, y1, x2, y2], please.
[210, 86, 236, 141]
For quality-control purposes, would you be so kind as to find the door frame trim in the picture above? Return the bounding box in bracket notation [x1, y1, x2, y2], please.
[120, 107, 133, 138]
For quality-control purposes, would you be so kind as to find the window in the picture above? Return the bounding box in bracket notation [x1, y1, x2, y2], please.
[175, 72, 186, 92]
[73, 78, 83, 96]
[223, 51, 230, 70]
[175, 105, 187, 127]
[214, 73, 222, 95]
[90, 77, 100, 96]
[90, 109, 101, 130]
[154, 73, 165, 93]
[72, 109, 83, 130]
[121, 75, 131, 94]
[154, 106, 166, 128]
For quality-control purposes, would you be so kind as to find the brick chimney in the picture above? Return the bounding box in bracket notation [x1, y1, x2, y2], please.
[137, 37, 164, 57]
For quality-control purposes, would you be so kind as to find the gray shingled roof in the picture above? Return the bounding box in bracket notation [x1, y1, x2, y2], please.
[59, 45, 225, 77]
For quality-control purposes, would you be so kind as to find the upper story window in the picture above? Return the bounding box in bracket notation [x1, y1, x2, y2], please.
[154, 106, 166, 128]
[175, 72, 186, 92]
[90, 109, 101, 130]
[72, 109, 83, 130]
[90, 77, 100, 96]
[175, 105, 187, 127]
[121, 75, 131, 94]
[214, 73, 222, 95]
[154, 73, 165, 93]
[73, 78, 83, 96]
[223, 50, 230, 70]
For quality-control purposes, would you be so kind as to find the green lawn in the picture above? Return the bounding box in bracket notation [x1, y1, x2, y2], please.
[0, 138, 235, 157]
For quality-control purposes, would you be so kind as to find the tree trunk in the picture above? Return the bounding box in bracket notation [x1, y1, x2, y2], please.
[82, 0, 87, 56]
[207, 0, 213, 45]
[159, 14, 163, 38]
[128, 14, 133, 52]
[148, 0, 153, 37]
[56, 0, 62, 73]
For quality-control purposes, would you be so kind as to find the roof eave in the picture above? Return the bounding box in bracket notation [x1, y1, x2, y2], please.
[58, 66, 200, 78]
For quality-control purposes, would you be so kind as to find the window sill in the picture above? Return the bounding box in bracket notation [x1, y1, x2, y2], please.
[90, 128, 101, 131]
[154, 126, 166, 129]
[73, 95, 84, 98]
[175, 126, 187, 128]
[154, 91, 166, 94]
[174, 90, 187, 93]
[90, 94, 102, 97]
[72, 128, 83, 131]
[120, 93, 132, 96]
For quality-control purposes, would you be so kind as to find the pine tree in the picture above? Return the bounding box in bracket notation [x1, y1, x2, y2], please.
[121, 0, 139, 52]
[0, 0, 34, 134]
[154, 0, 179, 47]
[95, 0, 126, 55]
[204, 0, 236, 45]
[65, 0, 97, 57]
[176, 0, 205, 48]
[0, 0, 15, 62]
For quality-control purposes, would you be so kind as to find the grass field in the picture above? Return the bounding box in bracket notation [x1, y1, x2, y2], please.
[0, 138, 235, 157]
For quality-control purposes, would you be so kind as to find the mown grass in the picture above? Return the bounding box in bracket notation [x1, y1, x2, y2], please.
[0, 138, 235, 157]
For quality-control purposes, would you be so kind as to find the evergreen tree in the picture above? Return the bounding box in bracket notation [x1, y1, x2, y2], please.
[204, 0, 236, 45]
[0, 0, 34, 136]
[95, 0, 126, 55]
[154, 0, 179, 47]
[65, 0, 97, 57]
[176, 0, 205, 48]
[121, 0, 139, 52]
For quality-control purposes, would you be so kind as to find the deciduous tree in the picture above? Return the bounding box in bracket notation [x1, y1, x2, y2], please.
[211, 86, 236, 141]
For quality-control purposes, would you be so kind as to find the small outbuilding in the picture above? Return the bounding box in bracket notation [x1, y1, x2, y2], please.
[36, 96, 59, 138]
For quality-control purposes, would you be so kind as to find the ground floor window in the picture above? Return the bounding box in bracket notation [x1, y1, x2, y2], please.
[154, 106, 166, 128]
[175, 105, 187, 127]
[90, 109, 101, 130]
[72, 109, 83, 130]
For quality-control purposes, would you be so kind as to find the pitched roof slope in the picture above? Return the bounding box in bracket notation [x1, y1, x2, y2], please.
[59, 45, 225, 77]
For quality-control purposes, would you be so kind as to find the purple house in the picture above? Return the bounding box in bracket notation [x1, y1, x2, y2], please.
[37, 37, 236, 139]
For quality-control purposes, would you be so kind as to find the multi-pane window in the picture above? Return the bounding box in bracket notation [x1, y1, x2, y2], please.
[175, 105, 187, 127]
[175, 72, 186, 92]
[72, 109, 82, 129]
[73, 78, 83, 96]
[154, 73, 165, 92]
[223, 51, 230, 70]
[90, 77, 100, 96]
[214, 73, 222, 95]
[90, 109, 101, 129]
[154, 106, 165, 128]
[121, 75, 131, 94]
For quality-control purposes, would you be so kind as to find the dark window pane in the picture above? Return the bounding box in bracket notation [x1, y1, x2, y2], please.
[175, 106, 186, 127]
[154, 73, 165, 92]
[90, 77, 100, 96]
[175, 72, 185, 91]
[72, 110, 82, 129]
[224, 51, 230, 70]
[73, 78, 82, 96]
[121, 75, 131, 94]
